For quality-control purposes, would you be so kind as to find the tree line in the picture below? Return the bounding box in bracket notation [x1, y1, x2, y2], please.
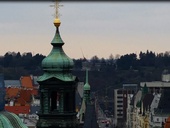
[0, 52, 45, 69]
[0, 52, 45, 79]
[1, 50, 170, 80]
[74, 50, 170, 70]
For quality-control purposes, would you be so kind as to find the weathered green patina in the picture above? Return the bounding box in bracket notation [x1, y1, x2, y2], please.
[36, 19, 79, 128]
[38, 27, 75, 82]
[83, 69, 91, 104]
[0, 111, 28, 128]
[83, 69, 90, 91]
[79, 69, 91, 125]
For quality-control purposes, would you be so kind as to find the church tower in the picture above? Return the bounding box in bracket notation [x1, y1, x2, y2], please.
[36, 1, 79, 128]
[79, 69, 91, 126]
[78, 69, 99, 128]
[83, 69, 91, 104]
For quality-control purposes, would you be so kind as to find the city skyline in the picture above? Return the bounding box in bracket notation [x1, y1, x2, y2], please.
[1, 2, 170, 59]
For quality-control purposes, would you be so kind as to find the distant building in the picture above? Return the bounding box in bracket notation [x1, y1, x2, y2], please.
[4, 76, 39, 114]
[128, 84, 152, 128]
[0, 74, 27, 128]
[149, 93, 161, 127]
[114, 84, 137, 127]
[140, 72, 170, 93]
[78, 69, 99, 128]
[129, 81, 170, 128]
[152, 88, 170, 128]
[20, 76, 34, 88]
[162, 69, 170, 82]
[82, 61, 92, 71]
[82, 61, 102, 71]
[164, 116, 170, 128]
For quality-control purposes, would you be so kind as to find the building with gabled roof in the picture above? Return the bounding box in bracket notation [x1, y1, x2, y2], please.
[4, 75, 39, 117]
[152, 88, 170, 128]
[164, 116, 170, 128]
[20, 76, 34, 88]
[128, 84, 154, 128]
[0, 74, 28, 128]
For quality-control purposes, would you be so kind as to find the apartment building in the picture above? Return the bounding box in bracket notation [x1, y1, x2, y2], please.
[114, 84, 137, 127]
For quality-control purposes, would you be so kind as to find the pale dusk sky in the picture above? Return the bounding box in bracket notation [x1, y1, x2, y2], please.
[0, 2, 170, 59]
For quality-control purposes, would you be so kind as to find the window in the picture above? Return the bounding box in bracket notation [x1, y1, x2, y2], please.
[117, 101, 123, 103]
[117, 90, 123, 94]
[117, 114, 123, 116]
[117, 96, 123, 98]
[117, 105, 123, 107]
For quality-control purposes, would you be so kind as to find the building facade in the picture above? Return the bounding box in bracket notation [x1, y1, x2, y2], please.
[114, 84, 137, 127]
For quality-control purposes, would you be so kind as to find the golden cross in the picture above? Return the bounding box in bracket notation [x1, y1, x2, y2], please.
[50, 0, 63, 19]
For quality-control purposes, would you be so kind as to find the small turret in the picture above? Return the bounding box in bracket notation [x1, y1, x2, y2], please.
[83, 69, 91, 104]
[142, 83, 148, 96]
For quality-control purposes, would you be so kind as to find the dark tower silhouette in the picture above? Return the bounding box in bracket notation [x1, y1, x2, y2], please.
[36, 7, 79, 128]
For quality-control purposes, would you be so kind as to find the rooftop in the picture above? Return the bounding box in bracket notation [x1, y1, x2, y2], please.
[140, 81, 170, 88]
[155, 88, 170, 115]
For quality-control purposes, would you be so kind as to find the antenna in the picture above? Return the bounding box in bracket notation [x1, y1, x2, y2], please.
[50, 0, 63, 19]
[80, 47, 86, 60]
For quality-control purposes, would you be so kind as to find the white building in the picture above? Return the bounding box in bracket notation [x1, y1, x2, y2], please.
[140, 73, 170, 94]
[150, 93, 161, 127]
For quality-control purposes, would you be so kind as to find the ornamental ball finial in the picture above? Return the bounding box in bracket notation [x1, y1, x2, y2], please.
[54, 18, 61, 27]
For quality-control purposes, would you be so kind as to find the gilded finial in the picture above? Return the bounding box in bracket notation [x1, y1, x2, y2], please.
[50, 0, 63, 27]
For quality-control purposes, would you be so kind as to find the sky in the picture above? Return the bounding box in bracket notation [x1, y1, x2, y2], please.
[1, 2, 170, 59]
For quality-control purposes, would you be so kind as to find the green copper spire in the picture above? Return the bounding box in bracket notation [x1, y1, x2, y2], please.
[37, 19, 76, 82]
[137, 83, 148, 114]
[142, 83, 148, 96]
[83, 69, 91, 104]
[51, 27, 64, 46]
[84, 69, 90, 91]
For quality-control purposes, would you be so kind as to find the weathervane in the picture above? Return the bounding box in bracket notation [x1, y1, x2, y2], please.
[50, 0, 63, 19]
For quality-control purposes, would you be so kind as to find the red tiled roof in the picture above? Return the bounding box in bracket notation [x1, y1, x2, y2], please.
[16, 89, 32, 105]
[20, 76, 33, 88]
[5, 106, 30, 114]
[6, 87, 33, 106]
[6, 88, 20, 98]
[164, 117, 170, 128]
[31, 89, 38, 96]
